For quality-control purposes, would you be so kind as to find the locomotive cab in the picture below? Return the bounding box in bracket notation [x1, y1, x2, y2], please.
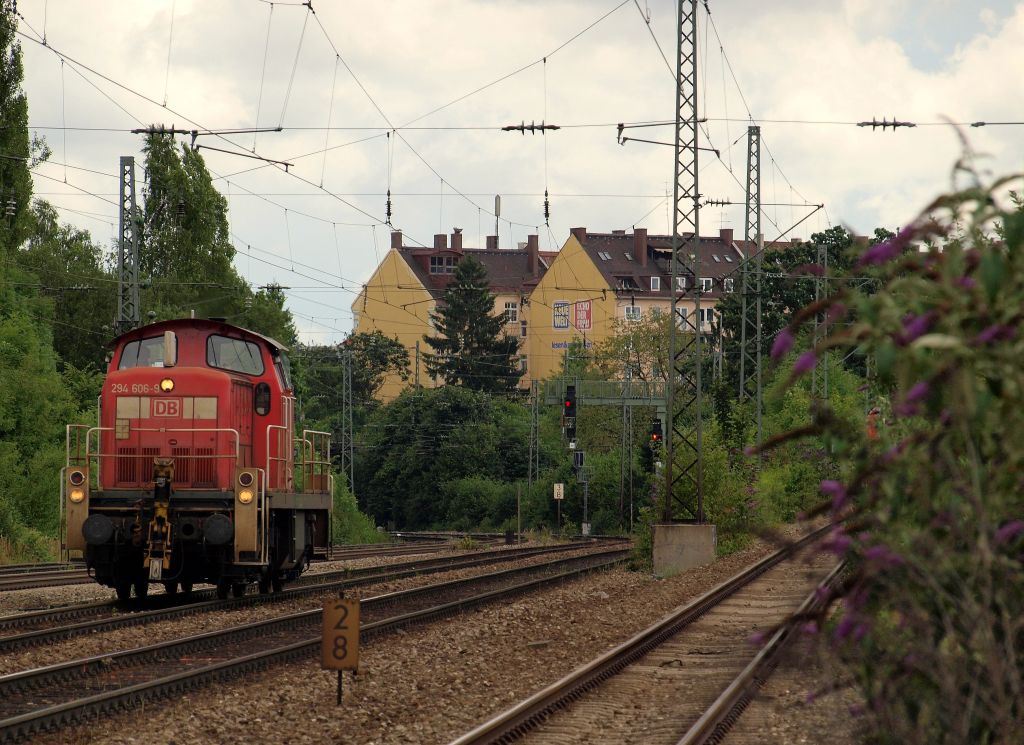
[61, 319, 332, 601]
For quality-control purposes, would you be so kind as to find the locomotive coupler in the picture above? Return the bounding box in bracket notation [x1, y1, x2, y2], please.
[144, 459, 175, 581]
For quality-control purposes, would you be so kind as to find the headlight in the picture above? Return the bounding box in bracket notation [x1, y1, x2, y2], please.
[238, 472, 254, 487]
[69, 470, 86, 486]
[69, 488, 86, 503]
[238, 489, 254, 505]
[159, 378, 175, 392]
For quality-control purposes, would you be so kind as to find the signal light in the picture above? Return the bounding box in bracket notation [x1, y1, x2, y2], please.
[650, 418, 663, 444]
[564, 384, 576, 418]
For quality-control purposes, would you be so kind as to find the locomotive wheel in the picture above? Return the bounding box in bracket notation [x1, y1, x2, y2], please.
[163, 582, 178, 595]
[215, 579, 230, 600]
[271, 576, 284, 593]
[231, 583, 246, 598]
[133, 579, 149, 600]
[115, 582, 132, 603]
[181, 582, 194, 595]
[258, 577, 271, 594]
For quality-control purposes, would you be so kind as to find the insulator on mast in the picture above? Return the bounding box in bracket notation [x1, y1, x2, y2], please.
[543, 189, 550, 226]
[385, 189, 392, 225]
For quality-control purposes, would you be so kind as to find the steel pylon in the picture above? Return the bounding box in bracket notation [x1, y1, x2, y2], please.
[664, 0, 704, 524]
[116, 156, 141, 335]
[738, 126, 763, 454]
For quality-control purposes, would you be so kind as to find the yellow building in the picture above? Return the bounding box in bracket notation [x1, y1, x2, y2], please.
[351, 230, 554, 400]
[527, 227, 747, 381]
[353, 226, 747, 399]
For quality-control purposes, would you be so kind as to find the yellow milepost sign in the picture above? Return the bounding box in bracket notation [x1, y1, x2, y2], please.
[322, 598, 360, 671]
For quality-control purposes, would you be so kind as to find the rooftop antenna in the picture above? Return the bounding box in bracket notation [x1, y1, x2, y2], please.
[494, 195, 501, 249]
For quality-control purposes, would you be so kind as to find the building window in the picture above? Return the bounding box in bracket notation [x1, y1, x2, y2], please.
[700, 308, 716, 327]
[650, 276, 661, 291]
[650, 306, 663, 319]
[520, 320, 528, 338]
[616, 276, 640, 290]
[598, 251, 612, 261]
[625, 305, 642, 321]
[519, 355, 528, 373]
[429, 255, 456, 274]
[725, 255, 734, 262]
[624, 252, 634, 261]
[675, 307, 688, 328]
[675, 276, 688, 291]
[712, 254, 721, 263]
[700, 277, 713, 293]
[723, 278, 734, 293]
[504, 302, 518, 324]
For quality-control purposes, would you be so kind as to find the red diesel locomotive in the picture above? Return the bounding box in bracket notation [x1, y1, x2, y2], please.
[61, 318, 332, 600]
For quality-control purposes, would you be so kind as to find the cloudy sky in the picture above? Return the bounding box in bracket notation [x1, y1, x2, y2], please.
[15, 0, 1024, 343]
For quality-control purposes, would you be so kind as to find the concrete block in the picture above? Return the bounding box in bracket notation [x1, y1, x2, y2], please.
[652, 523, 717, 577]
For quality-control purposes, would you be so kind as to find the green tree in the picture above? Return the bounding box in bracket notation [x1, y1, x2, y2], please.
[0, 3, 36, 257]
[20, 202, 114, 369]
[423, 257, 522, 392]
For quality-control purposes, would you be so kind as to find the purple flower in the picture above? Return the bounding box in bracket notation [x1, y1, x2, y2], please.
[801, 621, 819, 635]
[792, 350, 817, 377]
[743, 445, 757, 456]
[882, 441, 906, 463]
[893, 402, 919, 417]
[864, 544, 904, 568]
[898, 312, 935, 345]
[771, 328, 795, 361]
[834, 615, 857, 641]
[857, 225, 916, 267]
[826, 302, 848, 322]
[905, 381, 929, 404]
[820, 480, 848, 511]
[749, 630, 768, 645]
[995, 520, 1024, 545]
[957, 276, 977, 289]
[823, 531, 852, 556]
[974, 324, 1015, 346]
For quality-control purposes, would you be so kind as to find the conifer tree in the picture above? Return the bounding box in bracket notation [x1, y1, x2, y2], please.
[423, 257, 522, 392]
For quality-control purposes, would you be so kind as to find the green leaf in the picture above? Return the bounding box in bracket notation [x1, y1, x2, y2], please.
[979, 252, 1004, 302]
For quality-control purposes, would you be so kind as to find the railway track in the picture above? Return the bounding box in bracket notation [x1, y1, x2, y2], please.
[0, 540, 496, 592]
[0, 547, 629, 743]
[0, 540, 625, 652]
[450, 527, 836, 745]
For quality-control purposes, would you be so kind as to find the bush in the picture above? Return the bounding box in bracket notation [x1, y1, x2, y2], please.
[769, 177, 1024, 743]
[332, 478, 388, 545]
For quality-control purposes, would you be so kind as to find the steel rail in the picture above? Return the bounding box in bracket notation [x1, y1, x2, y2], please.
[0, 571, 91, 592]
[448, 525, 833, 745]
[0, 541, 624, 651]
[676, 561, 845, 745]
[0, 550, 628, 743]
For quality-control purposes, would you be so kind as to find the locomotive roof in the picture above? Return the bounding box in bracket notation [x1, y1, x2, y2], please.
[109, 318, 289, 353]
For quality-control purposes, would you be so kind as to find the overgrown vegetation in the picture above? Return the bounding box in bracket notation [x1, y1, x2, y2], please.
[765, 169, 1024, 743]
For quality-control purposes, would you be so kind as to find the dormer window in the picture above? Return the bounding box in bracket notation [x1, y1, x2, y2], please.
[430, 255, 456, 274]
[676, 276, 688, 291]
[723, 278, 735, 293]
[700, 277, 714, 293]
[616, 276, 640, 290]
[651, 276, 661, 291]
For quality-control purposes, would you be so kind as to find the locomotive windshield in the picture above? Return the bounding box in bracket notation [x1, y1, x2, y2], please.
[118, 337, 170, 368]
[207, 334, 265, 375]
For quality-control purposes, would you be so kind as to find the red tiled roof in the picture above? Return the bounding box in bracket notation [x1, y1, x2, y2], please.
[574, 229, 749, 298]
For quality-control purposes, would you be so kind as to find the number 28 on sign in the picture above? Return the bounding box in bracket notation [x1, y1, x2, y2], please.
[322, 598, 360, 671]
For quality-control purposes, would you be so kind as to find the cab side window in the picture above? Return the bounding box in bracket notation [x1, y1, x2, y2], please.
[118, 338, 167, 369]
[207, 335, 265, 375]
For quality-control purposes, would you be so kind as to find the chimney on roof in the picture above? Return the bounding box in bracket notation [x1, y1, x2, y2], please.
[486, 235, 498, 250]
[391, 230, 403, 249]
[634, 227, 648, 267]
[570, 227, 587, 244]
[451, 228, 463, 253]
[719, 227, 734, 245]
[434, 233, 447, 250]
[790, 237, 802, 246]
[612, 229, 626, 235]
[527, 234, 539, 277]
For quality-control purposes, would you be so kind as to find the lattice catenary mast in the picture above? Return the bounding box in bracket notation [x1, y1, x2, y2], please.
[664, 0, 704, 524]
[116, 156, 141, 335]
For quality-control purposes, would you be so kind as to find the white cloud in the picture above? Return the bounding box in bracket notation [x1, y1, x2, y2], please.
[16, 0, 1024, 342]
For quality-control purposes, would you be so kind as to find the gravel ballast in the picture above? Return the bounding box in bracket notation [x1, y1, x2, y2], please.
[22, 536, 855, 745]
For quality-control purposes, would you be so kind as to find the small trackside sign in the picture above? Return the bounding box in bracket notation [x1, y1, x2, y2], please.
[322, 598, 360, 671]
[553, 483, 564, 500]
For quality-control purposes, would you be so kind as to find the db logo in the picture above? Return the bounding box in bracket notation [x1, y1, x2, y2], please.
[153, 399, 181, 417]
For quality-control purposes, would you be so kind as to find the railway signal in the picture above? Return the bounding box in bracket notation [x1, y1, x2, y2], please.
[564, 384, 577, 443]
[650, 418, 663, 445]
